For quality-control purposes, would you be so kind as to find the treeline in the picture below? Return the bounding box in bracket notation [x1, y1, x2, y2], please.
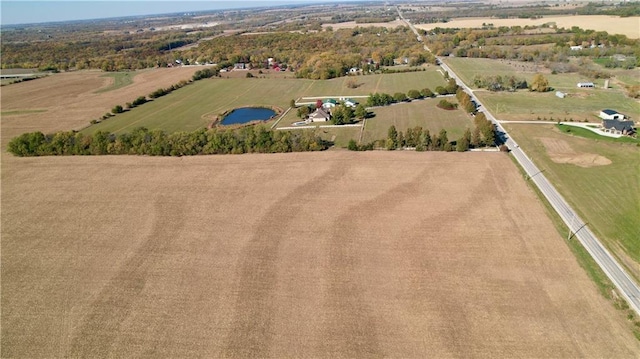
[456, 90, 476, 113]
[7, 126, 328, 157]
[365, 80, 456, 107]
[2, 29, 220, 71]
[351, 113, 498, 152]
[385, 126, 454, 151]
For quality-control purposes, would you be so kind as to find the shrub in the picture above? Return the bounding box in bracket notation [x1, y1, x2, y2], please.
[437, 99, 458, 110]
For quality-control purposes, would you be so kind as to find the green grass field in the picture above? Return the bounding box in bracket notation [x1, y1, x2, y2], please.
[475, 89, 640, 121]
[83, 71, 449, 135]
[94, 71, 138, 93]
[297, 69, 447, 96]
[443, 58, 528, 88]
[505, 123, 640, 268]
[362, 98, 473, 143]
[444, 58, 639, 121]
[318, 126, 362, 148]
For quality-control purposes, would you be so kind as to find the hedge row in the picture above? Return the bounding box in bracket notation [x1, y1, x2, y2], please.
[7, 126, 328, 157]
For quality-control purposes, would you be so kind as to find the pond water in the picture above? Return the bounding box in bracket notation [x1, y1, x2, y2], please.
[220, 107, 276, 125]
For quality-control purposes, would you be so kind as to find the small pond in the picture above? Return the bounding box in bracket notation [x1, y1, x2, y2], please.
[220, 107, 276, 125]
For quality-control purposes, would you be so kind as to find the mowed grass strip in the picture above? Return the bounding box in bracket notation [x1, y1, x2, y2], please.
[94, 71, 137, 93]
[1, 109, 47, 116]
[505, 124, 640, 270]
[363, 98, 473, 142]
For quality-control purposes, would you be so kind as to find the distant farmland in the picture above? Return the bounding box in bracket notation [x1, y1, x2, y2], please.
[415, 15, 640, 39]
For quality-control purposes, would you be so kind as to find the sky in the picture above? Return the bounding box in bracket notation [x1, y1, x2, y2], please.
[1, 0, 346, 26]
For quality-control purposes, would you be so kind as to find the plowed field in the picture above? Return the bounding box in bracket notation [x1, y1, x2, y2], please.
[2, 151, 638, 357]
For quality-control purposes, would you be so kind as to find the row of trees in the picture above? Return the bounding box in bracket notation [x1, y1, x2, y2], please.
[378, 113, 497, 152]
[365, 87, 440, 107]
[456, 89, 476, 113]
[364, 79, 459, 109]
[7, 126, 328, 157]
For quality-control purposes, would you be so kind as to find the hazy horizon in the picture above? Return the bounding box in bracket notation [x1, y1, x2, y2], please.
[1, 0, 352, 26]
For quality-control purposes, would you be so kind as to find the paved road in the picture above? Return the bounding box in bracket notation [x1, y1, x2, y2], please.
[437, 59, 640, 315]
[396, 6, 423, 43]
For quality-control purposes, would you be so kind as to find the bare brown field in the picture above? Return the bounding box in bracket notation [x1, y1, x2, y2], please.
[2, 151, 638, 358]
[0, 67, 200, 145]
[416, 15, 640, 39]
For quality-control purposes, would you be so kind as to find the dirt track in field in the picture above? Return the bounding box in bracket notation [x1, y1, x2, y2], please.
[2, 151, 638, 358]
[0, 67, 200, 145]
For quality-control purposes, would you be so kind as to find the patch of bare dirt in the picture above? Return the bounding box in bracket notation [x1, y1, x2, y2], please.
[538, 137, 612, 167]
[1, 151, 638, 357]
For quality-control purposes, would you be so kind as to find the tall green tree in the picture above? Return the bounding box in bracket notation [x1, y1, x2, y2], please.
[387, 125, 398, 150]
[354, 104, 367, 119]
[438, 129, 448, 150]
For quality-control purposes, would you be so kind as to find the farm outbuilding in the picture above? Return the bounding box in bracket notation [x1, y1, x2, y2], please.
[599, 109, 625, 120]
[322, 99, 338, 109]
[600, 109, 635, 135]
[577, 82, 595, 88]
[344, 98, 358, 107]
